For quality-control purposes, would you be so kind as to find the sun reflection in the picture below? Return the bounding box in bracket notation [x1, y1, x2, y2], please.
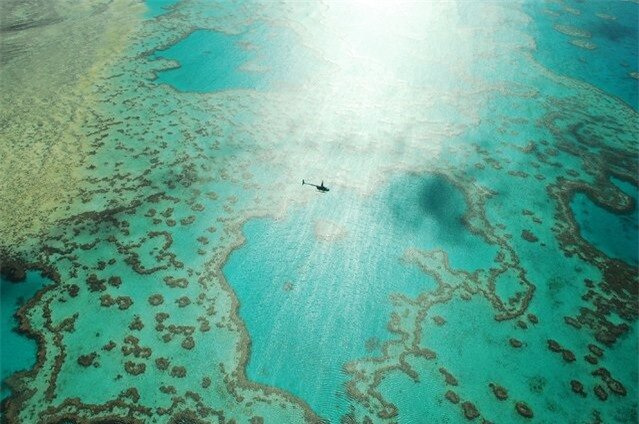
[260, 1, 482, 198]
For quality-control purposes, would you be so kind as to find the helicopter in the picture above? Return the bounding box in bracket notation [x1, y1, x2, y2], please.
[302, 179, 329, 192]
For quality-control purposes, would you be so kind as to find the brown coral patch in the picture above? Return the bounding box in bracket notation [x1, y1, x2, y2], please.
[547, 339, 562, 353]
[509, 338, 523, 348]
[594, 384, 608, 401]
[489, 383, 508, 400]
[438, 367, 458, 386]
[148, 294, 164, 306]
[77, 352, 98, 367]
[461, 401, 479, 420]
[170, 366, 186, 378]
[570, 380, 586, 397]
[155, 357, 170, 371]
[181, 336, 195, 350]
[515, 401, 533, 418]
[124, 361, 146, 376]
[521, 230, 538, 242]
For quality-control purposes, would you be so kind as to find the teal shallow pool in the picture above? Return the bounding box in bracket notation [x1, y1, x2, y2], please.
[144, 0, 180, 18]
[224, 174, 498, 420]
[1, 272, 51, 400]
[571, 180, 638, 266]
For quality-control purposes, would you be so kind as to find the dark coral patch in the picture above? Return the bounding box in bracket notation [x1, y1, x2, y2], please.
[515, 401, 533, 418]
[521, 230, 539, 242]
[461, 401, 479, 420]
[445, 390, 459, 404]
[0, 255, 27, 282]
[489, 383, 508, 400]
[77, 352, 98, 367]
[438, 367, 458, 386]
[570, 380, 586, 397]
[509, 338, 523, 348]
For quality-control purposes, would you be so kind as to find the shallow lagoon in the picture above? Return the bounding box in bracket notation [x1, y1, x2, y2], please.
[224, 174, 497, 420]
[571, 180, 638, 266]
[0, 272, 51, 400]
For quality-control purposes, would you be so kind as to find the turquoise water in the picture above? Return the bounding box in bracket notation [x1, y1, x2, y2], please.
[1, 272, 51, 400]
[571, 179, 638, 266]
[154, 24, 319, 91]
[224, 174, 497, 420]
[144, 0, 180, 18]
[524, 0, 639, 108]
[1, 0, 638, 422]
[154, 30, 261, 91]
